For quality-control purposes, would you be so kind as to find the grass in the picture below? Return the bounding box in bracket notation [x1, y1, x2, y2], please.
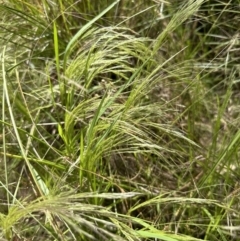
[0, 0, 240, 240]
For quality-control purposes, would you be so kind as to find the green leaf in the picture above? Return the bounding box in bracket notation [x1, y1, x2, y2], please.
[63, 0, 120, 70]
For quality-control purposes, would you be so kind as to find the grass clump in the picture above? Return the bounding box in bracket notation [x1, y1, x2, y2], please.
[0, 0, 240, 240]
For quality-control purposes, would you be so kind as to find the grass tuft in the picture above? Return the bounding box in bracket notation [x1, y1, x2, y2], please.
[1, 0, 240, 240]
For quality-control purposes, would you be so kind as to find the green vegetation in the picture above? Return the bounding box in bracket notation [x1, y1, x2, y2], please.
[0, 0, 240, 240]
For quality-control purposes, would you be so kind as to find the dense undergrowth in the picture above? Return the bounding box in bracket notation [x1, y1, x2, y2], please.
[0, 0, 240, 240]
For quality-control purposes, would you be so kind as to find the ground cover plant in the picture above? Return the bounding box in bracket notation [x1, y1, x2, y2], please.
[0, 0, 240, 240]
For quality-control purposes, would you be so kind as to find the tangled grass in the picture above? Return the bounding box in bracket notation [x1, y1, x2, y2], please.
[0, 0, 240, 240]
